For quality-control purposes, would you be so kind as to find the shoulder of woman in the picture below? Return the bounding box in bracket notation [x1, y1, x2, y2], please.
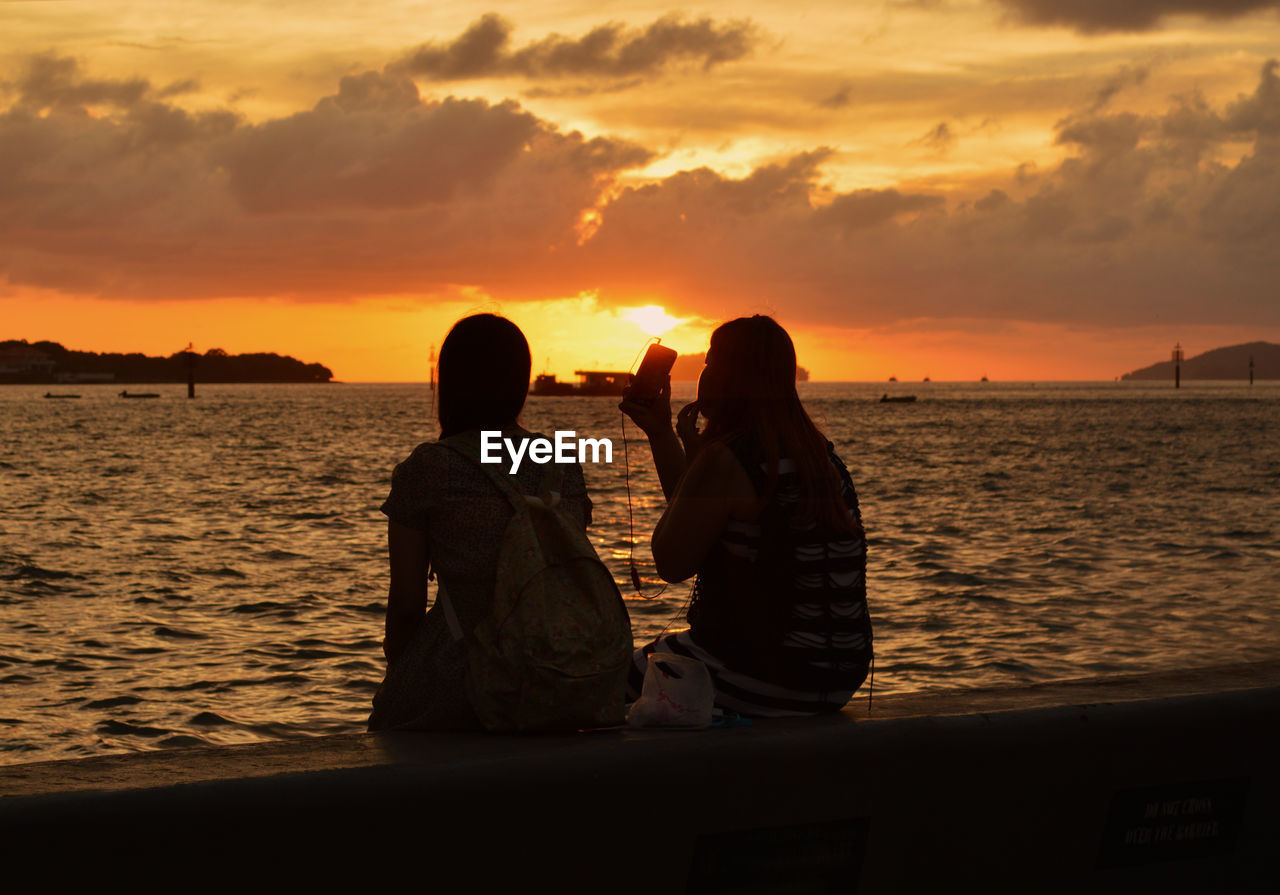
[397, 440, 451, 471]
[687, 440, 753, 492]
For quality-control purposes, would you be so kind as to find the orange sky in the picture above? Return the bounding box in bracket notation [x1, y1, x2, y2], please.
[3, 2, 1280, 380]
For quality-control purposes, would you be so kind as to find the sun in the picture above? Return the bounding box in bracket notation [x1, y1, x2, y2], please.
[622, 305, 682, 337]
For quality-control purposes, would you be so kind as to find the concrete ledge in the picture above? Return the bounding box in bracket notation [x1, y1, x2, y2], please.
[3, 661, 1278, 892]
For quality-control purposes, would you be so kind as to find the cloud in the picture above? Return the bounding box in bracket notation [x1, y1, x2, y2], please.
[0, 55, 651, 299]
[817, 85, 853, 109]
[1090, 64, 1150, 112]
[814, 188, 945, 230]
[568, 60, 1280, 329]
[912, 121, 957, 153]
[993, 0, 1280, 34]
[4, 54, 1280, 334]
[5, 53, 150, 110]
[396, 13, 756, 82]
[1223, 58, 1280, 135]
[217, 72, 543, 213]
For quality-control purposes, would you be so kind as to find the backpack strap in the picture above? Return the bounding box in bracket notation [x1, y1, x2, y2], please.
[437, 430, 566, 512]
[430, 431, 569, 642]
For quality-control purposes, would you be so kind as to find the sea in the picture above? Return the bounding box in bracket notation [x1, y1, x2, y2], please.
[2, 380, 1278, 766]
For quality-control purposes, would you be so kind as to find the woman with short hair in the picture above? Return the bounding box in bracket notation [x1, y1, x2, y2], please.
[369, 313, 595, 730]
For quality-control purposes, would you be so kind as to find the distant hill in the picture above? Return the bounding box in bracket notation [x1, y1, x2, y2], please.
[0, 340, 333, 384]
[1121, 342, 1280, 381]
[671, 351, 810, 381]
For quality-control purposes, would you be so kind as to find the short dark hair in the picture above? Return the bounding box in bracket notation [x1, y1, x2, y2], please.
[436, 314, 530, 438]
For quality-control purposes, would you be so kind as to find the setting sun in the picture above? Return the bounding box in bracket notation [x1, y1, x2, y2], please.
[621, 305, 682, 338]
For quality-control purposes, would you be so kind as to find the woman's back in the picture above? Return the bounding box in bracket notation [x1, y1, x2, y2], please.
[382, 428, 591, 630]
[371, 426, 591, 730]
[687, 432, 871, 694]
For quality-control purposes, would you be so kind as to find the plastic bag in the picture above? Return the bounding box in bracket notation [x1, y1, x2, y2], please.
[626, 652, 714, 729]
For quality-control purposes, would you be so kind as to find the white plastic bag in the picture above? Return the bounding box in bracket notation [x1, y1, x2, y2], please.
[626, 652, 714, 729]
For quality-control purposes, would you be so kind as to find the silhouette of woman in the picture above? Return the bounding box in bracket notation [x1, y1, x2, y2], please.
[368, 314, 593, 730]
[620, 315, 872, 715]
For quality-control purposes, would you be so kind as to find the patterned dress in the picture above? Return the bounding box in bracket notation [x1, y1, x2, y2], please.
[369, 426, 592, 730]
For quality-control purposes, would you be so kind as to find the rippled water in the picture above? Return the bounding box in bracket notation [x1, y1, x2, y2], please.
[2, 380, 1278, 765]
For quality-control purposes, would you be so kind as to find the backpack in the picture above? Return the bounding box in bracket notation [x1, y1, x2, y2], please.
[434, 432, 633, 732]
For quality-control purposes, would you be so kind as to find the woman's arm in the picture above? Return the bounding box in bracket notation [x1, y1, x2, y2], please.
[384, 519, 430, 664]
[618, 380, 686, 501]
[651, 442, 755, 582]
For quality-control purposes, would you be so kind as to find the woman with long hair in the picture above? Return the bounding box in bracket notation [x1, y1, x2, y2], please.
[369, 313, 596, 730]
[620, 315, 872, 715]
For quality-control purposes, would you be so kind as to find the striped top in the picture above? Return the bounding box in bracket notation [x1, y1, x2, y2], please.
[686, 434, 872, 693]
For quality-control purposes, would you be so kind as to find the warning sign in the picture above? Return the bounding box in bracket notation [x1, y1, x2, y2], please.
[1098, 777, 1248, 868]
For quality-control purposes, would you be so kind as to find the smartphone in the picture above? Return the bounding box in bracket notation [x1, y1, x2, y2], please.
[630, 343, 677, 405]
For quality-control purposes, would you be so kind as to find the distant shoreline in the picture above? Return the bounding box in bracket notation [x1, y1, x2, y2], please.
[0, 340, 335, 384]
[0, 379, 338, 386]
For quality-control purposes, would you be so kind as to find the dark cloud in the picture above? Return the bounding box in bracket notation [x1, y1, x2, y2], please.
[7, 53, 149, 110]
[522, 78, 646, 99]
[818, 85, 853, 109]
[396, 13, 756, 81]
[974, 189, 1011, 212]
[1055, 112, 1144, 154]
[397, 14, 509, 80]
[4, 54, 1280, 333]
[218, 76, 543, 213]
[814, 188, 945, 230]
[1090, 65, 1149, 111]
[1224, 59, 1280, 135]
[0, 55, 651, 299]
[993, 0, 1280, 34]
[155, 78, 201, 99]
[570, 60, 1280, 328]
[913, 121, 956, 153]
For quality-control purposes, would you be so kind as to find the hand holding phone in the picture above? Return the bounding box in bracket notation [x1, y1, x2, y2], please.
[629, 343, 678, 406]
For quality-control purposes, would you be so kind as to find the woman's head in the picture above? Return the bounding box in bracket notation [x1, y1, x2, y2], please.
[699, 315, 856, 534]
[436, 314, 530, 438]
[697, 315, 799, 426]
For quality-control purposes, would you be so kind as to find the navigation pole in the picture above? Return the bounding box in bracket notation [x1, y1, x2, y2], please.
[182, 342, 197, 398]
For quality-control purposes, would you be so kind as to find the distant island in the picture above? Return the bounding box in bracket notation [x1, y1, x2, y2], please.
[1121, 342, 1279, 381]
[0, 340, 333, 384]
[671, 352, 809, 382]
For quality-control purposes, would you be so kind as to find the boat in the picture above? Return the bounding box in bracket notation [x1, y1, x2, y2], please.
[880, 394, 917, 403]
[980, 375, 989, 382]
[43, 393, 81, 399]
[888, 376, 897, 382]
[530, 370, 629, 397]
[119, 390, 160, 399]
[923, 376, 931, 382]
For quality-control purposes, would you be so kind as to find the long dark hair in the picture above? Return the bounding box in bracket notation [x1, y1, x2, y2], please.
[700, 316, 857, 535]
[437, 314, 530, 438]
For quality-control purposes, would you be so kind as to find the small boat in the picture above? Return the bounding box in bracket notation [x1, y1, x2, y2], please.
[888, 376, 897, 382]
[980, 375, 989, 382]
[119, 390, 160, 399]
[43, 393, 81, 399]
[880, 394, 917, 403]
[923, 376, 931, 382]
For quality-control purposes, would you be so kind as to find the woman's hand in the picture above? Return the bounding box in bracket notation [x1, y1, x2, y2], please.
[619, 377, 687, 500]
[618, 377, 673, 438]
[676, 401, 701, 459]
